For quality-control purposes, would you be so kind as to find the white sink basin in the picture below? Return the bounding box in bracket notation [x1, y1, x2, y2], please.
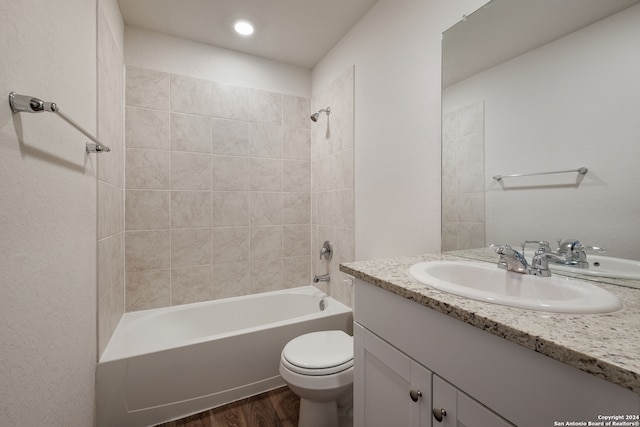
[408, 261, 621, 314]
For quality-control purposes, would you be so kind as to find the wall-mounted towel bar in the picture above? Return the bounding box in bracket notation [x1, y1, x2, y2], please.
[8, 92, 111, 153]
[493, 166, 588, 181]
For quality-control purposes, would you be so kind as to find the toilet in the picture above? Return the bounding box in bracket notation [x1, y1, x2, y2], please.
[279, 330, 354, 427]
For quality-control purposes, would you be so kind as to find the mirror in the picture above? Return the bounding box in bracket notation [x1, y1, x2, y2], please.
[441, 0, 640, 288]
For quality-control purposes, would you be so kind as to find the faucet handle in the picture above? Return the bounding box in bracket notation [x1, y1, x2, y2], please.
[577, 244, 606, 253]
[492, 244, 527, 260]
[556, 239, 578, 255]
[557, 239, 606, 255]
[491, 245, 530, 273]
[319, 240, 333, 260]
[521, 240, 551, 255]
[490, 244, 513, 254]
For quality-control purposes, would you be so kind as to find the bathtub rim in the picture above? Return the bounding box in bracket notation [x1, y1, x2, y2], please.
[99, 285, 351, 363]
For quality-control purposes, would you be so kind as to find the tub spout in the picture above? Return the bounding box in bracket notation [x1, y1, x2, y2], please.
[313, 274, 330, 283]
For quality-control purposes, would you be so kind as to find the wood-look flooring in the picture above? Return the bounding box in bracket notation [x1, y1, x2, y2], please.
[156, 387, 300, 427]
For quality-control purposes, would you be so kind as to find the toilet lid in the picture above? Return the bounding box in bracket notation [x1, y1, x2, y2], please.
[282, 330, 353, 376]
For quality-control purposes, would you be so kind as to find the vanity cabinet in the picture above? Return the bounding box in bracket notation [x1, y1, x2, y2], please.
[353, 279, 640, 427]
[354, 323, 432, 427]
[355, 323, 512, 427]
[432, 375, 513, 427]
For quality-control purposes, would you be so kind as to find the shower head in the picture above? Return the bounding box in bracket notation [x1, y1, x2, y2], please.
[310, 106, 331, 122]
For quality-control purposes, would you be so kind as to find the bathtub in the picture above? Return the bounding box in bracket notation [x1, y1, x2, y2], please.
[96, 286, 352, 427]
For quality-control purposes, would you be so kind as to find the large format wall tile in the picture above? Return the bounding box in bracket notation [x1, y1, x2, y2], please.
[98, 233, 122, 304]
[171, 191, 212, 229]
[125, 67, 170, 111]
[249, 123, 283, 158]
[125, 230, 170, 271]
[283, 128, 311, 161]
[126, 269, 170, 311]
[125, 67, 312, 311]
[98, 180, 123, 240]
[171, 265, 212, 305]
[212, 119, 249, 156]
[311, 67, 355, 308]
[250, 158, 282, 191]
[98, 5, 125, 357]
[171, 113, 212, 153]
[212, 261, 250, 299]
[213, 191, 250, 226]
[171, 75, 213, 116]
[250, 226, 283, 260]
[248, 89, 282, 125]
[171, 228, 213, 268]
[171, 152, 212, 190]
[283, 160, 310, 193]
[283, 225, 310, 257]
[212, 82, 248, 121]
[284, 256, 311, 288]
[284, 95, 311, 130]
[441, 101, 485, 251]
[125, 107, 170, 150]
[250, 259, 283, 294]
[212, 155, 250, 191]
[212, 227, 250, 263]
[250, 192, 282, 226]
[125, 149, 170, 189]
[283, 193, 311, 225]
[125, 190, 170, 230]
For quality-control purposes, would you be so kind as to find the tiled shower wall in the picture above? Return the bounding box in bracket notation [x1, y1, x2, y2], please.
[312, 67, 356, 307]
[441, 101, 485, 251]
[97, 1, 124, 355]
[124, 66, 312, 311]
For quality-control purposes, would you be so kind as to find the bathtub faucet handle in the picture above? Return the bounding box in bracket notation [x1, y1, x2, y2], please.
[319, 240, 333, 260]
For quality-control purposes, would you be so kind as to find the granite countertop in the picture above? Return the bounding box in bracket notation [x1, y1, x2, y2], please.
[340, 253, 640, 394]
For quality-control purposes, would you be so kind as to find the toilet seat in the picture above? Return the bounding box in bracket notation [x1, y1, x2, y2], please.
[281, 330, 353, 376]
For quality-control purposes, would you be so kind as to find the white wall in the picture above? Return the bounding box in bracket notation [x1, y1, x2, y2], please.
[443, 4, 640, 259]
[0, 0, 98, 425]
[312, 0, 487, 260]
[125, 27, 311, 98]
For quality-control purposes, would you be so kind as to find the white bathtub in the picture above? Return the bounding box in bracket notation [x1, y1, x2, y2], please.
[96, 286, 352, 427]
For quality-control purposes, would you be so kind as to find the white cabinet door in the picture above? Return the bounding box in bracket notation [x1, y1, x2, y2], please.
[354, 323, 432, 427]
[433, 376, 514, 427]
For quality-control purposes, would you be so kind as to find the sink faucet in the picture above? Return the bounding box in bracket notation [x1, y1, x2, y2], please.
[494, 244, 565, 277]
[556, 239, 606, 268]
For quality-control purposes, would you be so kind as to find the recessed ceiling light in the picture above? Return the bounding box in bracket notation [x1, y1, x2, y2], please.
[234, 20, 254, 36]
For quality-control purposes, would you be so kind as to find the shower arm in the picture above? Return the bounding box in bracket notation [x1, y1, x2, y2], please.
[310, 106, 331, 122]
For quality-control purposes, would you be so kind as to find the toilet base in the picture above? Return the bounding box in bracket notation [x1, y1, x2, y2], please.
[298, 398, 339, 427]
[296, 391, 353, 427]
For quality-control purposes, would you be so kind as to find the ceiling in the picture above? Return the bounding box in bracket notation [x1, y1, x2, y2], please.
[117, 0, 378, 69]
[442, 0, 640, 87]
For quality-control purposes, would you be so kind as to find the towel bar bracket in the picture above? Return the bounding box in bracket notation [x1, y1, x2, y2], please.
[8, 91, 111, 154]
[86, 142, 111, 153]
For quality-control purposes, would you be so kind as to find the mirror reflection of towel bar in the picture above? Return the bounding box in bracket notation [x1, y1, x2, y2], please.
[8, 92, 111, 154]
[493, 167, 588, 181]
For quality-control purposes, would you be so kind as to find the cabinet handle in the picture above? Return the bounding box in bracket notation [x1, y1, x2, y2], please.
[409, 389, 422, 402]
[432, 407, 447, 422]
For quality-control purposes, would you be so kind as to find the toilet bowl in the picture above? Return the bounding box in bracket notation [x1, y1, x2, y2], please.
[279, 330, 354, 427]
